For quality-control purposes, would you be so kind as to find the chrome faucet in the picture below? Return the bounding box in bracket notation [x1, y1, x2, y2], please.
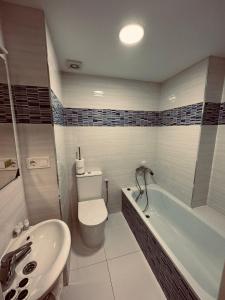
[0, 242, 32, 291]
[136, 166, 154, 176]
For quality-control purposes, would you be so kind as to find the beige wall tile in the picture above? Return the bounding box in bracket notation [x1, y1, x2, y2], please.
[2, 2, 49, 87]
[0, 177, 27, 256]
[17, 124, 60, 224]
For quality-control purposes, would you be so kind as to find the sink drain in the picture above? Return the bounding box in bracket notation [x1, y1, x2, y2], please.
[23, 261, 37, 275]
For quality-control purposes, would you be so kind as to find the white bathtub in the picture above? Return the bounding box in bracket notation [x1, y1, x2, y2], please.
[122, 184, 225, 300]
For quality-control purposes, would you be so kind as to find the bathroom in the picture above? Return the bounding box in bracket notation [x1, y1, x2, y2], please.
[0, 0, 225, 299]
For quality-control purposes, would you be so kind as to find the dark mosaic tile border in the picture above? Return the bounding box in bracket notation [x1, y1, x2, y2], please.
[122, 192, 200, 300]
[51, 90, 65, 126]
[12, 85, 52, 124]
[202, 102, 221, 125]
[64, 107, 160, 127]
[219, 102, 225, 125]
[63, 104, 204, 127]
[160, 103, 203, 126]
[0, 83, 52, 124]
[1, 84, 225, 126]
[0, 83, 12, 123]
[51, 91, 206, 127]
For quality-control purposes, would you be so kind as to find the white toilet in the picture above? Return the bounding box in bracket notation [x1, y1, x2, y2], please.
[76, 171, 108, 248]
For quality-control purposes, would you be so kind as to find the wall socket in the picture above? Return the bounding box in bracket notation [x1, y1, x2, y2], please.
[26, 156, 50, 169]
[0, 158, 17, 170]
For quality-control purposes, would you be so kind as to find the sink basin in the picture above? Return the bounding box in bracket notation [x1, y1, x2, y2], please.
[1, 219, 71, 300]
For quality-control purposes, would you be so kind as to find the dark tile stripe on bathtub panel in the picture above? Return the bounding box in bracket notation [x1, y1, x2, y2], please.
[122, 192, 200, 300]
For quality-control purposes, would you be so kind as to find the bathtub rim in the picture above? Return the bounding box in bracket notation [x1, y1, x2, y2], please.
[126, 184, 225, 239]
[122, 184, 222, 300]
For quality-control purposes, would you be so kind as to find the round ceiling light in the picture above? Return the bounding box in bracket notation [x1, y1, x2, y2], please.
[119, 24, 144, 45]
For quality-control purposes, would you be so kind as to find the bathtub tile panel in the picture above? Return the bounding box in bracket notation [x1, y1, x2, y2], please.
[122, 193, 200, 300]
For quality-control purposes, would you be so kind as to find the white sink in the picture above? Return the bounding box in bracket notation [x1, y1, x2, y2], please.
[2, 219, 71, 300]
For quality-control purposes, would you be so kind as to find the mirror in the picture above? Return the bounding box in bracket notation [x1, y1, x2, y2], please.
[0, 55, 18, 189]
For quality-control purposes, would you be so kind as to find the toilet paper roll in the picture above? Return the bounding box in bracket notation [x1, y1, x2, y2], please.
[76, 158, 85, 175]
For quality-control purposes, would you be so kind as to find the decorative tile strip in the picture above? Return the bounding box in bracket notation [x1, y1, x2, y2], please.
[159, 103, 203, 126]
[219, 102, 225, 125]
[122, 193, 199, 300]
[64, 107, 159, 127]
[2, 84, 224, 126]
[202, 102, 221, 125]
[51, 91, 65, 125]
[12, 85, 52, 124]
[0, 83, 12, 123]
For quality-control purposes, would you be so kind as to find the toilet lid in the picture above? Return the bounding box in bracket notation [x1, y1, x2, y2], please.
[78, 198, 108, 226]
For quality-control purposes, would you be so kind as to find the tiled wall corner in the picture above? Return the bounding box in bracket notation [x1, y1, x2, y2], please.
[207, 125, 225, 214]
[155, 126, 200, 206]
[193, 58, 225, 210]
[17, 123, 60, 224]
[0, 7, 28, 262]
[159, 59, 208, 110]
[192, 126, 218, 207]
[2, 2, 61, 225]
[204, 57, 225, 103]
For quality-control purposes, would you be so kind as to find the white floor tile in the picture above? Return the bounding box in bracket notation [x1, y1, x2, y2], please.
[107, 212, 128, 228]
[104, 216, 140, 260]
[108, 251, 166, 300]
[70, 229, 106, 270]
[62, 262, 114, 300]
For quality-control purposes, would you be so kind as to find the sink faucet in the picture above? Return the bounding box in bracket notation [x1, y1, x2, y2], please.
[0, 241, 32, 291]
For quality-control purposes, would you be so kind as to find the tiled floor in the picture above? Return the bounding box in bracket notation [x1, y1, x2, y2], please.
[62, 212, 165, 300]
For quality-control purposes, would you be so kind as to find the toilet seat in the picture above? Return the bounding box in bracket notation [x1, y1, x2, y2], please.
[78, 198, 108, 226]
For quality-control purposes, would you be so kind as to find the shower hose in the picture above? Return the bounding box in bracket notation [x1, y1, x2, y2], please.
[135, 168, 153, 212]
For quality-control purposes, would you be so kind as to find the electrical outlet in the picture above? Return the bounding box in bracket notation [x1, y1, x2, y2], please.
[0, 158, 17, 170]
[26, 157, 50, 169]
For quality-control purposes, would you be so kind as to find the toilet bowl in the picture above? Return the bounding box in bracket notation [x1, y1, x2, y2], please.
[78, 198, 108, 248]
[76, 171, 108, 248]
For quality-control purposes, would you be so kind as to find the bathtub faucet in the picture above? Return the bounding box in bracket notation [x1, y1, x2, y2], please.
[136, 166, 154, 176]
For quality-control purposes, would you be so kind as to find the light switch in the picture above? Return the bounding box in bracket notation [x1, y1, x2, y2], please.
[26, 156, 50, 169]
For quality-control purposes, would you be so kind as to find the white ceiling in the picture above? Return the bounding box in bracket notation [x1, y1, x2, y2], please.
[5, 0, 225, 82]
